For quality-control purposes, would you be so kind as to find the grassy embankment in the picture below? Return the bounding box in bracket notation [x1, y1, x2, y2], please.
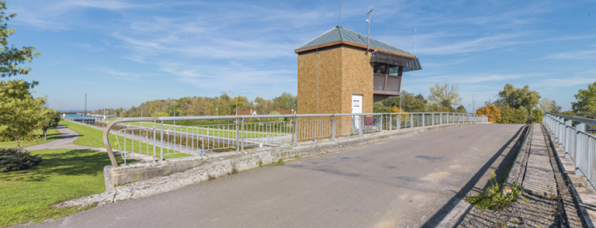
[0, 128, 61, 149]
[0, 149, 126, 226]
[60, 121, 190, 159]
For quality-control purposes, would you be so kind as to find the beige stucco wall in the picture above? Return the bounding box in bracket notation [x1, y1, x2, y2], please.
[297, 46, 373, 115]
[297, 48, 343, 115]
[340, 46, 373, 114]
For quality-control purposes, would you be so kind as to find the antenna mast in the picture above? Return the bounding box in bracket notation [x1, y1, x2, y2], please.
[366, 6, 374, 52]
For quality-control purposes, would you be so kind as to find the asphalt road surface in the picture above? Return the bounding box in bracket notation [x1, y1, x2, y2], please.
[27, 124, 524, 228]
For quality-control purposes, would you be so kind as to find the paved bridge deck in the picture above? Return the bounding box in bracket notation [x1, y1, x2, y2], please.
[28, 124, 526, 228]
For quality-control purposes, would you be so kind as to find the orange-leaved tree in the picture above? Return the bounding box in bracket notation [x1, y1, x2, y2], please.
[475, 105, 501, 123]
[390, 106, 409, 117]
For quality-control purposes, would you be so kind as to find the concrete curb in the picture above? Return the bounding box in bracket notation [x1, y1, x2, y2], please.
[502, 124, 531, 194]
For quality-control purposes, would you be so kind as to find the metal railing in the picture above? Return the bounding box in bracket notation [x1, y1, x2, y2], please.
[543, 113, 596, 189]
[102, 112, 488, 166]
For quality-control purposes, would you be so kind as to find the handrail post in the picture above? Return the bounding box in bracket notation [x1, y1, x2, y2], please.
[236, 117, 240, 152]
[331, 115, 336, 139]
[440, 113, 442, 125]
[293, 115, 298, 144]
[410, 114, 413, 128]
[432, 113, 435, 125]
[422, 113, 425, 127]
[389, 114, 392, 131]
[359, 114, 363, 136]
[241, 117, 245, 151]
[153, 120, 156, 161]
[160, 121, 164, 161]
[397, 114, 401, 130]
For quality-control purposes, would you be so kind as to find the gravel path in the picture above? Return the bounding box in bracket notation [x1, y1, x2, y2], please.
[23, 125, 91, 151]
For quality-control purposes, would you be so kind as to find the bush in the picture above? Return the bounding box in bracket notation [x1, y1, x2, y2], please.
[529, 109, 544, 123]
[475, 105, 501, 123]
[0, 149, 42, 172]
[499, 106, 528, 124]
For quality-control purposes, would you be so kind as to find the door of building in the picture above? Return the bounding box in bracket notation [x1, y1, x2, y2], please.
[352, 94, 362, 130]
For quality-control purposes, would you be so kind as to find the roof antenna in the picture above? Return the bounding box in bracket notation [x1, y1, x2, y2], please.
[366, 4, 374, 53]
[339, 0, 341, 26]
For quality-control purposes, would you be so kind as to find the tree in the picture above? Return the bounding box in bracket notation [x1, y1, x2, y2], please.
[272, 92, 296, 110]
[39, 109, 60, 140]
[498, 105, 528, 124]
[475, 105, 501, 123]
[428, 83, 461, 108]
[152, 112, 169, 117]
[539, 98, 562, 113]
[496, 84, 540, 113]
[0, 80, 44, 150]
[0, 2, 40, 79]
[456, 105, 467, 113]
[254, 97, 273, 115]
[572, 81, 596, 118]
[530, 109, 544, 123]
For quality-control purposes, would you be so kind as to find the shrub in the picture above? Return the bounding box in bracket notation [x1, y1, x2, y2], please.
[475, 105, 501, 123]
[529, 109, 544, 124]
[499, 105, 528, 124]
[0, 149, 42, 172]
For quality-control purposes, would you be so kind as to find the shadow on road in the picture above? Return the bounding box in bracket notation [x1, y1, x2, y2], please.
[421, 125, 526, 227]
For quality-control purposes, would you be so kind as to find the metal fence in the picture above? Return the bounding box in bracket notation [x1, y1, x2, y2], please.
[102, 112, 488, 166]
[543, 113, 596, 189]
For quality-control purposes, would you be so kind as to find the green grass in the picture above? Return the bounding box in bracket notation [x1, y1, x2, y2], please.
[59, 121, 191, 159]
[126, 121, 288, 138]
[0, 149, 128, 226]
[0, 128, 61, 149]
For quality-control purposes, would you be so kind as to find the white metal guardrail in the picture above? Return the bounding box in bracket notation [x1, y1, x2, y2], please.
[99, 112, 488, 166]
[543, 113, 596, 189]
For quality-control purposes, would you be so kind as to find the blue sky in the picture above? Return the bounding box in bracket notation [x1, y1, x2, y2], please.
[7, 0, 596, 111]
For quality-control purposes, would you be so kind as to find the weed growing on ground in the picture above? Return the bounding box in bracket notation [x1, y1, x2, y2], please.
[512, 218, 520, 224]
[276, 158, 284, 165]
[231, 167, 238, 175]
[294, 155, 301, 159]
[257, 159, 263, 167]
[465, 172, 523, 210]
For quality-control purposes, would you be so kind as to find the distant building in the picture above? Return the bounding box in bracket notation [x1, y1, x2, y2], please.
[295, 26, 421, 115]
[275, 109, 295, 115]
[236, 109, 257, 116]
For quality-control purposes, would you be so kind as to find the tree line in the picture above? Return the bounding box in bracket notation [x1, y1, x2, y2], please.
[95, 92, 298, 118]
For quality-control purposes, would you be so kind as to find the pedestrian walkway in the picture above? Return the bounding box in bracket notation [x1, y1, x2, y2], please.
[24, 125, 90, 151]
[455, 124, 585, 227]
[24, 124, 154, 162]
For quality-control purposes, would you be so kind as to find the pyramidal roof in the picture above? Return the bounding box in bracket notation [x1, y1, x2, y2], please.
[295, 26, 414, 57]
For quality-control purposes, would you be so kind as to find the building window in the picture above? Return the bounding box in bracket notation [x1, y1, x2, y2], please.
[389, 66, 400, 76]
[374, 63, 387, 74]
